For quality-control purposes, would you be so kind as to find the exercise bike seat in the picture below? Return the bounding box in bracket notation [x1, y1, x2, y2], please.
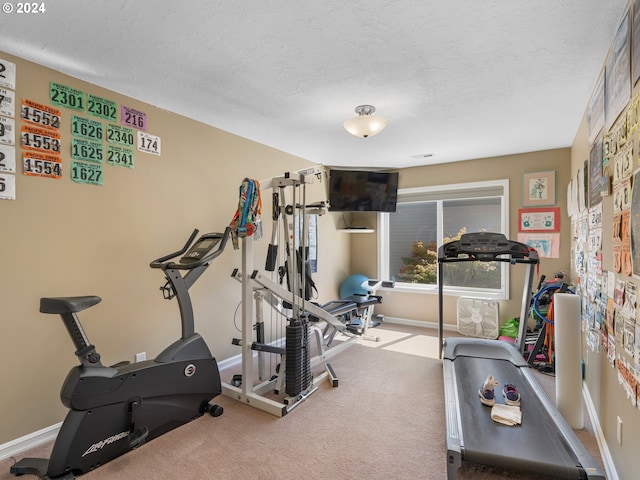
[40, 296, 102, 314]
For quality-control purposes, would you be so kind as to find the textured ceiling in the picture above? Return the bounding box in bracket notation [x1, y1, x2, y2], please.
[0, 0, 629, 168]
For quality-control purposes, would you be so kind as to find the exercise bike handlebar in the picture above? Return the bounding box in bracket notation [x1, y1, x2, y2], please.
[150, 227, 231, 271]
[150, 229, 201, 269]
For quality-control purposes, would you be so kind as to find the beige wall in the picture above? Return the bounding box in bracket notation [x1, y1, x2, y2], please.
[350, 149, 572, 327]
[0, 51, 351, 443]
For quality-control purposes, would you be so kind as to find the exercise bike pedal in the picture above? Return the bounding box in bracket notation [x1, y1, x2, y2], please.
[9, 458, 49, 477]
[128, 426, 150, 449]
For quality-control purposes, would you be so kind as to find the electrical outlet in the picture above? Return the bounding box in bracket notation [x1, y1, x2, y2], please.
[135, 352, 146, 363]
[617, 416, 622, 445]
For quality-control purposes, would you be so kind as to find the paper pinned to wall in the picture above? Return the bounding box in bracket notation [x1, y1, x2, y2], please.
[517, 233, 560, 258]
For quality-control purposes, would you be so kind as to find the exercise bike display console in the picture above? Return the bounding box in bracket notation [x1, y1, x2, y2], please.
[179, 232, 226, 264]
[11, 228, 230, 480]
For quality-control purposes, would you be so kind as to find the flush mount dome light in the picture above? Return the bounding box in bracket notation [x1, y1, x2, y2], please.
[343, 105, 388, 138]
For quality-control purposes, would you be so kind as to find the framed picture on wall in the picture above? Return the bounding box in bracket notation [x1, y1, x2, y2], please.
[587, 71, 605, 143]
[605, 9, 631, 130]
[522, 170, 556, 207]
[518, 207, 561, 232]
[634, 0, 640, 86]
[588, 135, 604, 208]
[630, 169, 640, 277]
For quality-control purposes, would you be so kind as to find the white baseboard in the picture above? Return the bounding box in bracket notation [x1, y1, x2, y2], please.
[0, 355, 244, 462]
[2, 324, 615, 480]
[383, 315, 457, 332]
[217, 352, 242, 370]
[0, 422, 61, 462]
[582, 383, 618, 480]
[1, 356, 245, 462]
[387, 317, 618, 479]
[0, 317, 441, 461]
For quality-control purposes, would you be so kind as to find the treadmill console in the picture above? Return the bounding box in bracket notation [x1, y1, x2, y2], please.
[180, 233, 225, 264]
[439, 232, 534, 261]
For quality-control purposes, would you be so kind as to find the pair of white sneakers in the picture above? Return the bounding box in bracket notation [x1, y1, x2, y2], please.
[478, 374, 520, 407]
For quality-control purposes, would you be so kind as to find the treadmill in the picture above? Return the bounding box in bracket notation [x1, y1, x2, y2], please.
[438, 232, 604, 479]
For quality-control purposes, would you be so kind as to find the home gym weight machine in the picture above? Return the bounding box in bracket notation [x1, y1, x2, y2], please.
[222, 167, 371, 416]
[10, 228, 230, 480]
[437, 232, 604, 479]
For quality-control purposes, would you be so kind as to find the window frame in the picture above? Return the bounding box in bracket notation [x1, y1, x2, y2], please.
[377, 178, 510, 300]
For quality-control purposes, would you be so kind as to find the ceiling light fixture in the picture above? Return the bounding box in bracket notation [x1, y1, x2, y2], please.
[343, 105, 388, 138]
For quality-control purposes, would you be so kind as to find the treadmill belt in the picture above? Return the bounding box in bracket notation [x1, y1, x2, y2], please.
[453, 356, 584, 478]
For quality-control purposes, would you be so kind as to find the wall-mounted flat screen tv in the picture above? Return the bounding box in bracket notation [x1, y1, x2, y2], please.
[328, 169, 399, 212]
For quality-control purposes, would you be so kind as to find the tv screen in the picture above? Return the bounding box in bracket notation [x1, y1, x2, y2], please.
[328, 169, 399, 212]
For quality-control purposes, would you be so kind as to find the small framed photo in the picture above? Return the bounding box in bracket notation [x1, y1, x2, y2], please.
[518, 207, 561, 232]
[522, 170, 556, 207]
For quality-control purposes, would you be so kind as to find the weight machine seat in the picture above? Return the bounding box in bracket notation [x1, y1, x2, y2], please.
[342, 294, 382, 308]
[314, 295, 380, 325]
[40, 296, 102, 314]
[307, 300, 358, 323]
[443, 337, 604, 480]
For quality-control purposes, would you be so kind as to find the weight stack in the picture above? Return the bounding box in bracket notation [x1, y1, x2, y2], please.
[285, 318, 311, 396]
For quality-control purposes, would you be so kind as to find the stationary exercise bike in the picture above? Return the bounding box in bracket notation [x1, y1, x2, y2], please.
[11, 228, 230, 479]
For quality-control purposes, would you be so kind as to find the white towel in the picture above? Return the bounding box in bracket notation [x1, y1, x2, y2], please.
[491, 404, 522, 426]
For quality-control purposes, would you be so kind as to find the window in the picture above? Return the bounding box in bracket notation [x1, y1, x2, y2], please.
[378, 179, 509, 299]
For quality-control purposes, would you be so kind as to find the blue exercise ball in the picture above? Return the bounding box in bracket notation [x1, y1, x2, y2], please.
[340, 274, 369, 298]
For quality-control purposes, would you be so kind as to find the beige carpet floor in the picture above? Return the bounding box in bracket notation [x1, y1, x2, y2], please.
[0, 323, 605, 479]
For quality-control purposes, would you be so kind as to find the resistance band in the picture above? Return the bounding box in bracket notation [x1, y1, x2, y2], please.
[229, 178, 262, 249]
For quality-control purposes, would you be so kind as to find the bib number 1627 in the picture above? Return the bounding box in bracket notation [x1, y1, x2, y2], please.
[71, 160, 103, 186]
